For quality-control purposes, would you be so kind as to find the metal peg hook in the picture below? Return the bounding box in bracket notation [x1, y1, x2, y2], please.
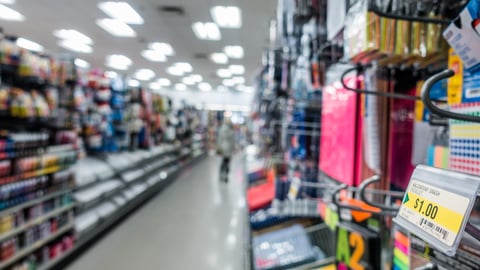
[359, 175, 402, 212]
[331, 183, 389, 215]
[340, 66, 423, 101]
[422, 69, 480, 123]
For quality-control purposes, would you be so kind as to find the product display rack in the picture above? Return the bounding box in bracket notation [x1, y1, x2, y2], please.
[46, 150, 206, 270]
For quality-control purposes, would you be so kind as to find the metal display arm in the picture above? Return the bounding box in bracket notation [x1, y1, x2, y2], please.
[421, 69, 480, 123]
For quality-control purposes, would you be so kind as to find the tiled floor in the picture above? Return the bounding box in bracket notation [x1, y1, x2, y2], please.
[67, 155, 247, 270]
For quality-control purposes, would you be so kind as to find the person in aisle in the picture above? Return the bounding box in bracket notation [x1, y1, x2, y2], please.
[217, 119, 236, 181]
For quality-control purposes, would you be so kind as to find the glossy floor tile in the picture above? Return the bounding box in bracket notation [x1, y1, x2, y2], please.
[67, 155, 248, 270]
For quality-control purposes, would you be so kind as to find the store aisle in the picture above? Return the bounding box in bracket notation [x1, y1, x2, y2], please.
[67, 155, 248, 270]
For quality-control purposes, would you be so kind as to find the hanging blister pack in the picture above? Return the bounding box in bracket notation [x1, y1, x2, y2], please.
[394, 165, 480, 255]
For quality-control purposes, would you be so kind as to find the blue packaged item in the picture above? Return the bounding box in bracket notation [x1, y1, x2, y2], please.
[462, 68, 480, 103]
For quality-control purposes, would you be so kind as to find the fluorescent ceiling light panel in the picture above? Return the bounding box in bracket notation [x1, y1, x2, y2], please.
[16, 38, 44, 52]
[211, 6, 242, 28]
[0, 0, 16, 5]
[167, 66, 184, 76]
[128, 79, 140, 87]
[134, 69, 155, 81]
[175, 83, 187, 91]
[74, 58, 90, 69]
[149, 42, 174, 56]
[190, 74, 203, 83]
[198, 82, 212, 92]
[192, 22, 221, 40]
[217, 69, 231, 78]
[59, 40, 93, 54]
[142, 49, 167, 62]
[105, 71, 118, 78]
[232, 76, 245, 84]
[97, 18, 136, 37]
[98, 2, 144, 24]
[210, 53, 228, 64]
[229, 65, 245, 75]
[223, 79, 235, 87]
[224, 45, 244, 59]
[106, 54, 132, 70]
[149, 82, 161, 90]
[182, 77, 195, 85]
[0, 4, 24, 21]
[157, 78, 171, 86]
[174, 62, 193, 73]
[54, 29, 93, 45]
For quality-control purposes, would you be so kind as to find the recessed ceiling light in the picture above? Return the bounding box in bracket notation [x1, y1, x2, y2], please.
[229, 65, 245, 75]
[74, 58, 90, 69]
[167, 66, 184, 76]
[211, 6, 242, 28]
[16, 38, 44, 52]
[224, 45, 244, 59]
[106, 54, 132, 70]
[198, 82, 212, 92]
[175, 83, 187, 91]
[174, 62, 193, 73]
[0, 4, 24, 21]
[182, 77, 195, 85]
[128, 79, 140, 87]
[149, 82, 161, 90]
[134, 69, 155, 81]
[190, 74, 203, 83]
[97, 18, 136, 37]
[223, 79, 235, 87]
[142, 50, 167, 62]
[54, 29, 93, 45]
[217, 69, 232, 78]
[59, 40, 93, 54]
[157, 78, 171, 86]
[192, 22, 221, 40]
[232, 76, 245, 84]
[98, 2, 144, 24]
[210, 53, 228, 64]
[105, 71, 118, 78]
[149, 42, 174, 56]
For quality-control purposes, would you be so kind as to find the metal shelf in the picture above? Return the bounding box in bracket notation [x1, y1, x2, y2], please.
[0, 204, 75, 242]
[0, 223, 74, 269]
[41, 153, 206, 270]
[0, 189, 71, 218]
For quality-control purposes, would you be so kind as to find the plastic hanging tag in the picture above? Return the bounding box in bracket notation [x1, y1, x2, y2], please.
[394, 165, 480, 256]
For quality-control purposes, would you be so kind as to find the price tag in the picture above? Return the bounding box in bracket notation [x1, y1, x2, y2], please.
[394, 165, 480, 256]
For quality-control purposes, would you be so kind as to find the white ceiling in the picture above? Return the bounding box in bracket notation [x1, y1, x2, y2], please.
[0, 0, 276, 97]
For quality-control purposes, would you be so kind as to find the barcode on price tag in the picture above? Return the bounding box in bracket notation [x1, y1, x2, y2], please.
[394, 165, 480, 256]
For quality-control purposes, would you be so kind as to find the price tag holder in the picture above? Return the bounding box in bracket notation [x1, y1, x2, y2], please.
[394, 165, 480, 256]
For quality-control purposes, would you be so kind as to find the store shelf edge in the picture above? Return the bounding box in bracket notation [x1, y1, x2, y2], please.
[0, 204, 75, 242]
[0, 223, 74, 269]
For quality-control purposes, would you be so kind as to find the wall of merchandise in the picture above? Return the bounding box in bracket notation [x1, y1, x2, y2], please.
[0, 29, 207, 270]
[246, 0, 480, 270]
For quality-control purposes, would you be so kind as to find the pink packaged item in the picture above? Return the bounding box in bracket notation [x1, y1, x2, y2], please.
[319, 76, 361, 186]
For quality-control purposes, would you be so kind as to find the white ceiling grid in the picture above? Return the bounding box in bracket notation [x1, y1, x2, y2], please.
[0, 0, 276, 99]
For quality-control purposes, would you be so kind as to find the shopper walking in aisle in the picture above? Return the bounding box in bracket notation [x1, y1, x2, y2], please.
[217, 119, 236, 181]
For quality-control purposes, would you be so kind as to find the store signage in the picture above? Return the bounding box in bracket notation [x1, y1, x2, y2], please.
[395, 165, 480, 255]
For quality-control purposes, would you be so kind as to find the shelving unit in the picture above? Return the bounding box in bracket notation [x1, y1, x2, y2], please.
[43, 148, 206, 270]
[0, 223, 74, 269]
